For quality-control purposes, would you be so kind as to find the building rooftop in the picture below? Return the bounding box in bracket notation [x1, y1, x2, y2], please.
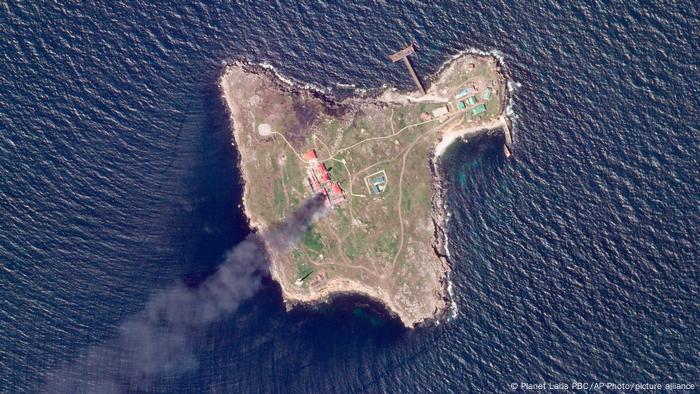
[431, 105, 449, 118]
[471, 104, 487, 115]
[455, 87, 474, 99]
[303, 149, 318, 161]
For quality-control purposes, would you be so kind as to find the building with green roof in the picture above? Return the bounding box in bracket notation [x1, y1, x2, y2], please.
[471, 104, 487, 116]
[467, 95, 478, 105]
[483, 87, 493, 101]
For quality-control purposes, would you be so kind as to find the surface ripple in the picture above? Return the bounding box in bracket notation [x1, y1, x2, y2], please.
[0, 1, 698, 392]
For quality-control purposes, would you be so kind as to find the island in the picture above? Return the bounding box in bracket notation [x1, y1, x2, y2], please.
[220, 46, 512, 327]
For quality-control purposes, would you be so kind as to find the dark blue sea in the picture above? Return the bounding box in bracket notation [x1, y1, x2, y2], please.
[1, 2, 698, 392]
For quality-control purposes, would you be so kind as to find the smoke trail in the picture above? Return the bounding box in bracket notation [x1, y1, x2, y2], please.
[44, 194, 326, 393]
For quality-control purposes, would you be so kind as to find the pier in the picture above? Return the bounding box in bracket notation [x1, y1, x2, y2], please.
[502, 115, 514, 157]
[503, 115, 514, 145]
[390, 43, 426, 95]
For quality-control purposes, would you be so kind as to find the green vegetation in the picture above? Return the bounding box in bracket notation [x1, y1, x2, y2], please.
[343, 241, 358, 260]
[273, 179, 285, 217]
[324, 119, 342, 143]
[302, 226, 324, 253]
[397, 112, 407, 129]
[335, 208, 351, 235]
[293, 248, 314, 282]
[401, 185, 411, 212]
[340, 126, 361, 146]
[297, 262, 314, 281]
[344, 223, 369, 260]
[376, 231, 398, 258]
[284, 154, 301, 186]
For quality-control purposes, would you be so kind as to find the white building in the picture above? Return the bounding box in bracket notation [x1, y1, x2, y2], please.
[430, 105, 449, 118]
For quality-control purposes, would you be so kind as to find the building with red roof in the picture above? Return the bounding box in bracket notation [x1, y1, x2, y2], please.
[316, 162, 330, 182]
[303, 149, 318, 162]
[302, 152, 346, 206]
[329, 182, 345, 205]
[331, 182, 342, 195]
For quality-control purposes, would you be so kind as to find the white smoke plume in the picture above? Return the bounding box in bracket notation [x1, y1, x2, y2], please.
[43, 194, 326, 393]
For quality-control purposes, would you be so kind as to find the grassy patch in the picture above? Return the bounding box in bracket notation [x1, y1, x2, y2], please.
[401, 185, 411, 212]
[347, 226, 369, 260]
[336, 208, 351, 235]
[341, 126, 360, 146]
[324, 119, 341, 143]
[397, 113, 407, 130]
[297, 262, 314, 281]
[283, 155, 300, 185]
[325, 160, 347, 185]
[333, 152, 346, 163]
[290, 195, 300, 209]
[281, 154, 307, 205]
[293, 248, 314, 282]
[302, 226, 324, 253]
[376, 231, 398, 258]
[343, 242, 358, 260]
[358, 119, 368, 131]
[273, 179, 285, 217]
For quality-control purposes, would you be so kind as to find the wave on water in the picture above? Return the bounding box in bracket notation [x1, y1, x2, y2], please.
[431, 47, 510, 78]
[446, 271, 459, 322]
[332, 82, 371, 95]
[3, 0, 699, 391]
[440, 209, 460, 322]
[506, 80, 521, 119]
[258, 61, 333, 94]
[232, 60, 377, 100]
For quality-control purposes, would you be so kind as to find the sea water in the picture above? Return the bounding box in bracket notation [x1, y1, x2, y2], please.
[1, 1, 697, 392]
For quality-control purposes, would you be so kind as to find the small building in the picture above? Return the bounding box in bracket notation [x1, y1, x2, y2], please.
[366, 170, 388, 194]
[431, 105, 449, 118]
[328, 182, 345, 205]
[303, 149, 318, 162]
[471, 104, 487, 116]
[467, 95, 478, 105]
[454, 87, 473, 99]
[457, 101, 466, 110]
[420, 111, 431, 121]
[483, 87, 493, 101]
[307, 177, 320, 193]
[371, 174, 386, 184]
[306, 164, 323, 192]
[315, 162, 328, 176]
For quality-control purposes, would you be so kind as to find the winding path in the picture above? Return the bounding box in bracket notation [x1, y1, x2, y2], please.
[269, 109, 467, 271]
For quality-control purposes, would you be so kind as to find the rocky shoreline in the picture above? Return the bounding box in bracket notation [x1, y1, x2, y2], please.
[220, 50, 511, 327]
[220, 62, 416, 325]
